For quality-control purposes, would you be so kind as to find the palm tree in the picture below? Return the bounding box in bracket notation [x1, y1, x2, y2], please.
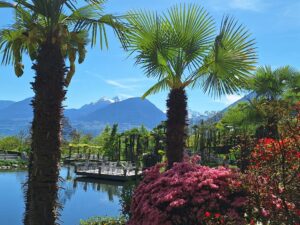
[251, 65, 299, 101]
[249, 66, 299, 138]
[0, 1, 127, 224]
[126, 4, 256, 168]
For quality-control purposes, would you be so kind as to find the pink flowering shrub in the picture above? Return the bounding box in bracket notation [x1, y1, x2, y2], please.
[128, 156, 247, 225]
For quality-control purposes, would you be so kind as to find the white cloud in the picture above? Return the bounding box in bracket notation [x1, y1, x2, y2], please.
[215, 94, 243, 105]
[118, 93, 135, 99]
[225, 94, 243, 104]
[104, 77, 150, 90]
[105, 80, 131, 89]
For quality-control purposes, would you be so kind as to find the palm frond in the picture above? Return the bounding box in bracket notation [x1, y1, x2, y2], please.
[64, 30, 89, 86]
[126, 4, 217, 87]
[164, 4, 215, 75]
[142, 77, 171, 98]
[253, 65, 299, 100]
[194, 16, 257, 97]
[0, 1, 16, 8]
[126, 10, 172, 78]
[67, 3, 128, 49]
[0, 28, 28, 76]
[1, 0, 127, 81]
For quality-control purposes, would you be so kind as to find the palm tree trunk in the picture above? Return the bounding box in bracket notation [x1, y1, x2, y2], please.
[166, 88, 188, 169]
[25, 41, 66, 225]
[266, 117, 279, 139]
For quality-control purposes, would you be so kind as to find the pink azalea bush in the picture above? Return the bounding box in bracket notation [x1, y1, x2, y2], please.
[128, 156, 248, 225]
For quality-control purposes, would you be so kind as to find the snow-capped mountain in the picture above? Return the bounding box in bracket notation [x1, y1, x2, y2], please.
[188, 109, 208, 124]
[0, 96, 166, 135]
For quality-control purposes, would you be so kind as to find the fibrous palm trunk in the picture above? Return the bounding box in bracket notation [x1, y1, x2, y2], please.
[266, 117, 279, 139]
[24, 41, 66, 225]
[166, 88, 188, 169]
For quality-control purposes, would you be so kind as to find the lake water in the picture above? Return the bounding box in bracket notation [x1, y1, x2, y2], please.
[0, 166, 125, 225]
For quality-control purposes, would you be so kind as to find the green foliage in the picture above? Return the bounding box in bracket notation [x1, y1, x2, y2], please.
[0, 0, 128, 85]
[92, 125, 112, 155]
[80, 216, 126, 225]
[66, 125, 156, 161]
[120, 181, 138, 219]
[0, 135, 30, 152]
[217, 102, 259, 135]
[249, 65, 299, 101]
[80, 134, 94, 144]
[0, 159, 27, 168]
[103, 124, 119, 160]
[0, 136, 22, 151]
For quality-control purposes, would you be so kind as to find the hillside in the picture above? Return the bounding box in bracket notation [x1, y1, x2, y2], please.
[0, 97, 166, 135]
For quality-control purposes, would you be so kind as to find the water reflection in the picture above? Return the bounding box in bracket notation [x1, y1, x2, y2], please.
[74, 178, 122, 201]
[0, 166, 126, 225]
[59, 166, 123, 204]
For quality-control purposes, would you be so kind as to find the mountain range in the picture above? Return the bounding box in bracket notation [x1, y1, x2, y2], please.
[208, 92, 257, 122]
[0, 96, 169, 135]
[0, 92, 255, 136]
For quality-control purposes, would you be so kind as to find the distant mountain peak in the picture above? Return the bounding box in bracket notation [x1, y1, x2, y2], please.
[188, 109, 209, 124]
[188, 108, 205, 119]
[96, 96, 122, 104]
[112, 96, 121, 102]
[96, 97, 114, 104]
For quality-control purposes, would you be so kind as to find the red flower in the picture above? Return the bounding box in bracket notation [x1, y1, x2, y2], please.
[215, 213, 221, 219]
[259, 138, 275, 145]
[204, 211, 211, 217]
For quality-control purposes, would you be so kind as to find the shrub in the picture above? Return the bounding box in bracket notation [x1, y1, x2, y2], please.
[244, 137, 300, 224]
[0, 159, 27, 168]
[128, 156, 248, 225]
[79, 216, 126, 225]
[244, 103, 300, 224]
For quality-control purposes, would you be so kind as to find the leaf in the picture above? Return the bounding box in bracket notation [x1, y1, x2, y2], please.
[195, 16, 257, 98]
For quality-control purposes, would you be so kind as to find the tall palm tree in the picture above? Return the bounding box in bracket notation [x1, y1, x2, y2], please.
[0, 1, 127, 224]
[126, 4, 256, 168]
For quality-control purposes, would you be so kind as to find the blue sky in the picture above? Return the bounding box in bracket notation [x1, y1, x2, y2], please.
[0, 0, 299, 113]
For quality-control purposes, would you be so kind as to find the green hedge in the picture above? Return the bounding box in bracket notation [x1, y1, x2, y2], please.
[79, 216, 126, 225]
[0, 159, 27, 167]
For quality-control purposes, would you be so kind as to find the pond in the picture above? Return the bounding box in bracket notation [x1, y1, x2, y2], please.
[0, 166, 128, 225]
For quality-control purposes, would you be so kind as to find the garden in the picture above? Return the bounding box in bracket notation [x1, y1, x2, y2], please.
[0, 0, 299, 225]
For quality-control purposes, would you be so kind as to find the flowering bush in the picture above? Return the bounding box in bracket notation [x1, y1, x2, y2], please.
[128, 156, 248, 225]
[244, 103, 300, 224]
